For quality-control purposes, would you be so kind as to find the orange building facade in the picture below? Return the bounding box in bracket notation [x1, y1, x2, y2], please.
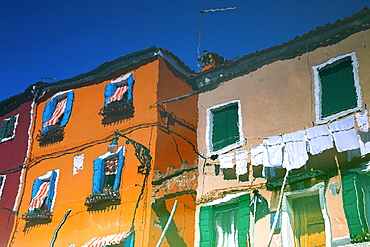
[8, 47, 198, 247]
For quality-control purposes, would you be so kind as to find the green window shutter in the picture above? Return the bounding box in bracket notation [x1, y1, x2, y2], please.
[199, 206, 214, 247]
[342, 172, 368, 238]
[0, 119, 9, 139]
[319, 58, 357, 118]
[212, 103, 240, 151]
[238, 194, 251, 247]
[5, 115, 16, 138]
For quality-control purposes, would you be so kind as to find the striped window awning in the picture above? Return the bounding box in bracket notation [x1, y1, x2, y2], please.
[44, 98, 68, 127]
[107, 86, 128, 104]
[28, 182, 50, 211]
[82, 231, 133, 247]
[105, 157, 118, 175]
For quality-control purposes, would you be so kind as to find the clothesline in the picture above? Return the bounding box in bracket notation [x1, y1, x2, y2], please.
[218, 111, 370, 176]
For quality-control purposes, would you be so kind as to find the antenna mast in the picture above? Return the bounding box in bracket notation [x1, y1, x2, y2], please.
[197, 7, 237, 72]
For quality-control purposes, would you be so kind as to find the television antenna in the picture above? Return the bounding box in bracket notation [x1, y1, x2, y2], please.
[197, 7, 237, 72]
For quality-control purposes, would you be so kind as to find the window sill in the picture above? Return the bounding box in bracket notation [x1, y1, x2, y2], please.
[22, 210, 52, 221]
[207, 140, 244, 157]
[37, 126, 64, 143]
[99, 101, 134, 117]
[85, 191, 121, 207]
[316, 106, 361, 125]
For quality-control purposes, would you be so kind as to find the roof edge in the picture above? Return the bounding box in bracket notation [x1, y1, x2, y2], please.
[187, 6, 370, 90]
[38, 46, 194, 95]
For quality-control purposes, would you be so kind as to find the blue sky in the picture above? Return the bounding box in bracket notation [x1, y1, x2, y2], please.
[1, 1, 369, 101]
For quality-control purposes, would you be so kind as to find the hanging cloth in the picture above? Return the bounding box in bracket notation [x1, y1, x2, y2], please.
[28, 182, 50, 211]
[43, 98, 67, 127]
[355, 110, 369, 132]
[235, 149, 248, 175]
[329, 115, 360, 152]
[219, 153, 235, 169]
[263, 135, 284, 168]
[282, 130, 309, 171]
[251, 144, 264, 166]
[105, 157, 119, 175]
[305, 125, 333, 155]
[107, 85, 128, 104]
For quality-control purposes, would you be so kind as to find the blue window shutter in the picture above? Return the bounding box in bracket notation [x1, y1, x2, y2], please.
[127, 73, 134, 101]
[31, 179, 44, 199]
[60, 91, 74, 127]
[45, 170, 57, 210]
[124, 232, 134, 247]
[29, 179, 44, 212]
[113, 147, 125, 190]
[270, 211, 281, 230]
[238, 194, 251, 247]
[92, 158, 105, 193]
[42, 98, 58, 132]
[104, 83, 117, 106]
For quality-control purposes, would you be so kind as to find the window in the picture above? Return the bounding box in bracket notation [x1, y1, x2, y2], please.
[199, 193, 250, 247]
[104, 73, 134, 106]
[206, 100, 243, 155]
[0, 175, 6, 200]
[100, 73, 135, 117]
[0, 114, 18, 143]
[313, 52, 362, 124]
[42, 90, 74, 132]
[92, 146, 125, 194]
[28, 170, 59, 213]
[342, 172, 370, 239]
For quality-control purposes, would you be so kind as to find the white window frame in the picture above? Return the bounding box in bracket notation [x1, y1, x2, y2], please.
[0, 114, 19, 143]
[313, 52, 362, 124]
[281, 182, 331, 247]
[206, 100, 244, 156]
[51, 90, 72, 101]
[0, 175, 6, 199]
[111, 72, 133, 86]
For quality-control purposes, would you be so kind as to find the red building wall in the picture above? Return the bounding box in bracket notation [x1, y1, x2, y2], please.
[0, 99, 32, 246]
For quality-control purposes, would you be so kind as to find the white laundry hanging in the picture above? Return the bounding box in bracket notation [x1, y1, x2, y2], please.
[282, 130, 308, 171]
[236, 149, 248, 175]
[329, 115, 360, 152]
[355, 110, 369, 132]
[250, 144, 264, 166]
[305, 125, 334, 155]
[263, 135, 284, 168]
[219, 152, 235, 169]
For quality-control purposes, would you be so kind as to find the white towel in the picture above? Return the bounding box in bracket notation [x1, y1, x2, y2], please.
[329, 115, 360, 152]
[305, 125, 333, 155]
[250, 144, 264, 166]
[219, 153, 235, 169]
[236, 150, 248, 175]
[282, 130, 309, 171]
[355, 110, 369, 132]
[263, 135, 284, 168]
